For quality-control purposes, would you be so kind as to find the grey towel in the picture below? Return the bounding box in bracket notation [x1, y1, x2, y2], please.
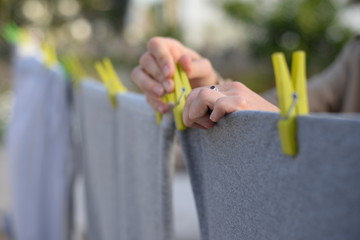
[115, 92, 175, 240]
[7, 53, 73, 240]
[80, 81, 118, 240]
[80, 81, 176, 240]
[179, 111, 360, 240]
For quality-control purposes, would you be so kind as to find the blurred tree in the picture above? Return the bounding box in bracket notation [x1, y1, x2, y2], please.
[221, 0, 354, 73]
[79, 0, 129, 31]
[0, 0, 11, 29]
[146, 0, 182, 41]
[6, 0, 129, 32]
[0, 0, 12, 62]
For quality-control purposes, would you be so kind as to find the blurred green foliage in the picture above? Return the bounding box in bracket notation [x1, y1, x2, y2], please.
[5, 0, 129, 31]
[145, 3, 183, 41]
[80, 0, 129, 31]
[222, 0, 354, 73]
[0, 0, 181, 40]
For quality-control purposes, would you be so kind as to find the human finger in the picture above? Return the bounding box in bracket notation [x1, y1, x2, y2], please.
[147, 37, 177, 80]
[178, 55, 192, 74]
[139, 51, 175, 93]
[131, 66, 165, 98]
[183, 87, 223, 128]
[215, 82, 280, 112]
[182, 87, 199, 127]
[178, 56, 218, 88]
[188, 58, 218, 88]
[139, 52, 165, 82]
[188, 88, 223, 128]
[146, 95, 171, 114]
[147, 37, 202, 78]
[186, 122, 209, 130]
[210, 95, 248, 122]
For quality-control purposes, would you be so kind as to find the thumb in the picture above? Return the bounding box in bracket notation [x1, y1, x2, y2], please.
[191, 58, 218, 88]
[178, 55, 192, 75]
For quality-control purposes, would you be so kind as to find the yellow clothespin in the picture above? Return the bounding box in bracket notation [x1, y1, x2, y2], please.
[156, 87, 175, 125]
[42, 41, 58, 67]
[272, 51, 309, 156]
[61, 56, 86, 87]
[156, 64, 192, 131]
[18, 29, 31, 45]
[94, 58, 127, 108]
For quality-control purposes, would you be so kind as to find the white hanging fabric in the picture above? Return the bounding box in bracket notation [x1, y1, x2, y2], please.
[7, 49, 73, 240]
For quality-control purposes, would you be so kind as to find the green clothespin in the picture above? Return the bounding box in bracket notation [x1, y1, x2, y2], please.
[156, 64, 192, 131]
[94, 58, 128, 108]
[2, 22, 20, 44]
[272, 51, 309, 156]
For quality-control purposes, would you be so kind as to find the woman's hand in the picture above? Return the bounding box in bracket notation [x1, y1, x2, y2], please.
[131, 37, 218, 113]
[183, 82, 279, 129]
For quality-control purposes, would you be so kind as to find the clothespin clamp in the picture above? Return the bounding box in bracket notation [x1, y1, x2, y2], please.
[272, 51, 309, 156]
[94, 58, 127, 108]
[18, 29, 31, 46]
[156, 64, 192, 131]
[2, 22, 20, 44]
[42, 40, 58, 67]
[61, 56, 86, 87]
[2, 23, 33, 52]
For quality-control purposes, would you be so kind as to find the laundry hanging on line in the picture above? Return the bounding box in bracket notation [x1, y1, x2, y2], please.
[179, 110, 360, 240]
[7, 45, 74, 240]
[77, 80, 176, 240]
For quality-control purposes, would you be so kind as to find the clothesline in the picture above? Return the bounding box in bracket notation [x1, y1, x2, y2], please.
[5, 26, 360, 240]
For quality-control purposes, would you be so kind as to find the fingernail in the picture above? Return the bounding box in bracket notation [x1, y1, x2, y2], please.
[209, 112, 215, 122]
[153, 86, 164, 96]
[163, 81, 172, 92]
[163, 65, 170, 77]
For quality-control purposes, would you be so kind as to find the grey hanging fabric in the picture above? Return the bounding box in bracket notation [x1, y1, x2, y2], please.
[70, 81, 87, 239]
[179, 111, 360, 240]
[115, 92, 176, 240]
[7, 52, 73, 240]
[80, 81, 118, 240]
[80, 81, 176, 240]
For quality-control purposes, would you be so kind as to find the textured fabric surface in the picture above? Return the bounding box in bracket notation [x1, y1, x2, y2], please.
[7, 53, 73, 240]
[80, 82, 176, 240]
[70, 81, 87, 239]
[180, 111, 360, 240]
[80, 81, 117, 240]
[115, 92, 176, 240]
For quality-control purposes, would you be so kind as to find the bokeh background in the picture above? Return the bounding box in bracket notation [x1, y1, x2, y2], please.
[0, 0, 360, 239]
[1, 0, 360, 141]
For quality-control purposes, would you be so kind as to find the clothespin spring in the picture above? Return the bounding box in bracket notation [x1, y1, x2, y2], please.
[282, 93, 298, 120]
[156, 64, 192, 130]
[272, 50, 309, 156]
[168, 87, 186, 107]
